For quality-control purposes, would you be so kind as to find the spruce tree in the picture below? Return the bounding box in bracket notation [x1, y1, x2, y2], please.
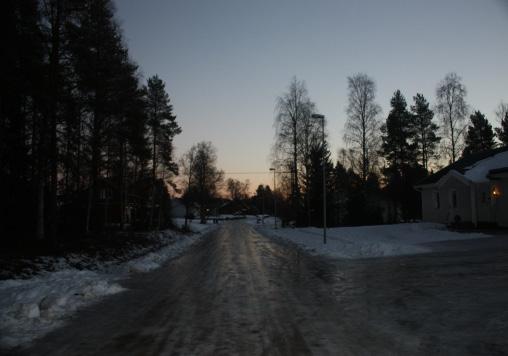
[305, 142, 333, 227]
[495, 112, 508, 146]
[410, 94, 440, 170]
[463, 111, 496, 156]
[330, 162, 348, 226]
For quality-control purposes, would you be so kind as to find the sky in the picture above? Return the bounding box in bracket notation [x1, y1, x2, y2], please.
[115, 0, 508, 192]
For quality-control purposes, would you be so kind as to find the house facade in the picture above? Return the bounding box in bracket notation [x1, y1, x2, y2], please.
[415, 147, 508, 228]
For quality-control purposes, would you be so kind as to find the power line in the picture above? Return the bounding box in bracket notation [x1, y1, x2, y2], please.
[223, 171, 273, 175]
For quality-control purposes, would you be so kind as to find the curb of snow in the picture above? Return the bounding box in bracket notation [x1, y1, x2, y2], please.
[0, 224, 217, 350]
[255, 223, 490, 260]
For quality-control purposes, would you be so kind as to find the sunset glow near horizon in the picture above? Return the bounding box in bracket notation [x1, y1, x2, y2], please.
[115, 0, 508, 193]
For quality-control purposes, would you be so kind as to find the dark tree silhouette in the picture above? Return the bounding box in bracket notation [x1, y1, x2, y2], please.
[273, 77, 317, 225]
[381, 90, 415, 170]
[146, 75, 181, 229]
[344, 73, 382, 181]
[496, 113, 508, 146]
[304, 142, 334, 227]
[463, 111, 496, 156]
[1, 0, 179, 245]
[410, 93, 441, 170]
[182, 142, 224, 224]
[435, 73, 468, 163]
[381, 90, 426, 221]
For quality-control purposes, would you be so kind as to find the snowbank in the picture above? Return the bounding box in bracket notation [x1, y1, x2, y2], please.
[257, 223, 490, 259]
[0, 270, 123, 348]
[0, 222, 216, 350]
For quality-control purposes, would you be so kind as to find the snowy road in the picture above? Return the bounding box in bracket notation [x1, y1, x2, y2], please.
[15, 222, 508, 355]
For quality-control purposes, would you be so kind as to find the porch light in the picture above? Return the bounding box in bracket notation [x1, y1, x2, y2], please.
[491, 185, 501, 199]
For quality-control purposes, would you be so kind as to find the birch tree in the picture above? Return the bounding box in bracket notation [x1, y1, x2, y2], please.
[343, 73, 382, 181]
[435, 72, 468, 163]
[274, 77, 317, 222]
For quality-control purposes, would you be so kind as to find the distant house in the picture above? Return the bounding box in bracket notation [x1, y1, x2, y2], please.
[415, 147, 508, 228]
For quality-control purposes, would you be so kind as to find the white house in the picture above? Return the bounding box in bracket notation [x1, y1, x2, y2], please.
[415, 147, 508, 228]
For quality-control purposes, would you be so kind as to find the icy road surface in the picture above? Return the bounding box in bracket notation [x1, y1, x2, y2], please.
[15, 222, 508, 355]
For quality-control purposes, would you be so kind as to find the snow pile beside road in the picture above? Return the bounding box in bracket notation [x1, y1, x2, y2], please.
[0, 270, 123, 348]
[0, 222, 216, 350]
[257, 223, 489, 259]
[126, 232, 204, 273]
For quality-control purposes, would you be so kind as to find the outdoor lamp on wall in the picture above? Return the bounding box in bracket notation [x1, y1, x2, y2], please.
[491, 185, 501, 199]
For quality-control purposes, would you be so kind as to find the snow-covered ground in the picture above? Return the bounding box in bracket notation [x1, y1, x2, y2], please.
[0, 220, 216, 350]
[255, 221, 491, 259]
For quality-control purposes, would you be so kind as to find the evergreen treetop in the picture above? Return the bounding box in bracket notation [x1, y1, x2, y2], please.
[463, 110, 496, 157]
[410, 93, 440, 170]
[381, 90, 415, 170]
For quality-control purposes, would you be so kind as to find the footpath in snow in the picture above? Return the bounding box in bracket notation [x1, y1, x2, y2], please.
[253, 218, 490, 259]
[0, 219, 216, 350]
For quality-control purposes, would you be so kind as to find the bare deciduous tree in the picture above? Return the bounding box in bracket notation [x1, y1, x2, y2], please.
[181, 142, 224, 224]
[343, 73, 382, 181]
[495, 101, 508, 145]
[273, 77, 317, 220]
[435, 72, 468, 163]
[495, 102, 508, 123]
[226, 178, 250, 201]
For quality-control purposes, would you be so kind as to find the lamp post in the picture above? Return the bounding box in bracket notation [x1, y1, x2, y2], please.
[311, 113, 326, 244]
[269, 168, 277, 229]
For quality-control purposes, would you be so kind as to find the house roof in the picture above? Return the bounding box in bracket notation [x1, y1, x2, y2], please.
[417, 146, 508, 186]
[488, 167, 508, 179]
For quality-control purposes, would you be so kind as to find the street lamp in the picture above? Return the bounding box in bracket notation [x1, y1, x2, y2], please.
[269, 168, 277, 229]
[311, 113, 326, 244]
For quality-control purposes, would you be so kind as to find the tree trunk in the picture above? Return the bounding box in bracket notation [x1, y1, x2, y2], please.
[86, 100, 100, 234]
[119, 142, 126, 230]
[48, 0, 62, 245]
[36, 176, 45, 240]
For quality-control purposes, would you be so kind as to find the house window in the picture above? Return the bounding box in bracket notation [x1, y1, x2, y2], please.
[451, 190, 457, 208]
[434, 192, 440, 209]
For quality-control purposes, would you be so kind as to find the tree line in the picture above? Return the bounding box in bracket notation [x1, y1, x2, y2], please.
[271, 74, 508, 226]
[1, 0, 181, 244]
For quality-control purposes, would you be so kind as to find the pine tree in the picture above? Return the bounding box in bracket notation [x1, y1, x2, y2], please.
[68, 0, 142, 233]
[146, 75, 181, 228]
[410, 94, 440, 170]
[463, 111, 496, 156]
[1, 0, 45, 240]
[381, 90, 427, 221]
[380, 90, 415, 170]
[495, 112, 508, 146]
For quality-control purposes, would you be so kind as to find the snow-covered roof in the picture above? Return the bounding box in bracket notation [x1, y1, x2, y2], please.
[463, 151, 508, 182]
[416, 146, 508, 187]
